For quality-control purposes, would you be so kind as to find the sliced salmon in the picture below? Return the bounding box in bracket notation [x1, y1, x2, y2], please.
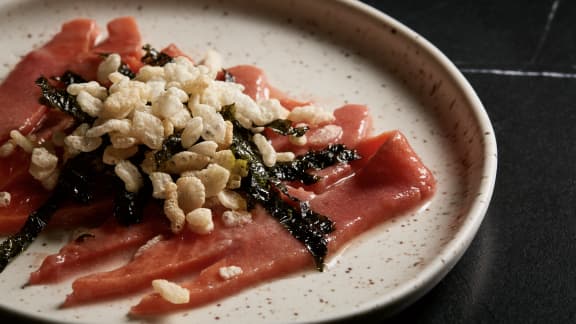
[70, 16, 143, 81]
[0, 149, 48, 234]
[128, 131, 435, 315]
[52, 130, 434, 314]
[62, 226, 233, 306]
[226, 65, 309, 109]
[29, 205, 169, 285]
[271, 104, 372, 157]
[0, 18, 144, 235]
[0, 18, 436, 317]
[161, 44, 194, 63]
[0, 19, 100, 143]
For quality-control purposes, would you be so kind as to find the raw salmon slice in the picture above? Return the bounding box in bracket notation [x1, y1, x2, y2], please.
[129, 131, 435, 315]
[0, 19, 100, 143]
[69, 16, 143, 81]
[0, 18, 144, 234]
[29, 205, 169, 284]
[52, 129, 434, 315]
[62, 224, 233, 306]
[226, 65, 309, 109]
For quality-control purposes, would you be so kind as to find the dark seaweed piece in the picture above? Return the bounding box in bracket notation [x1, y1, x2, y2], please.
[118, 62, 136, 79]
[58, 147, 111, 203]
[0, 149, 108, 273]
[154, 131, 184, 170]
[113, 174, 152, 226]
[114, 186, 144, 225]
[53, 71, 87, 86]
[98, 53, 136, 79]
[229, 118, 335, 270]
[141, 44, 174, 67]
[35, 76, 95, 124]
[0, 188, 62, 272]
[272, 144, 360, 185]
[265, 119, 309, 137]
[114, 188, 141, 225]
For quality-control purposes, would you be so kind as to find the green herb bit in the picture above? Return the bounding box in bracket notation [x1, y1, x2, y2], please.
[272, 144, 361, 185]
[141, 44, 174, 67]
[35, 76, 95, 124]
[265, 119, 309, 137]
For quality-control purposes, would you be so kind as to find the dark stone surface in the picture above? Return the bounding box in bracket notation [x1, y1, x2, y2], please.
[359, 0, 576, 323]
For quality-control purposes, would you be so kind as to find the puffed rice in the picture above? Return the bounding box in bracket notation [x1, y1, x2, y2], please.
[188, 141, 218, 157]
[185, 207, 213, 234]
[9, 130, 34, 153]
[163, 182, 186, 233]
[76, 91, 104, 117]
[181, 117, 203, 148]
[151, 279, 190, 304]
[253, 133, 276, 167]
[67, 81, 107, 100]
[288, 104, 335, 125]
[166, 151, 211, 174]
[217, 190, 247, 211]
[131, 110, 164, 150]
[193, 163, 230, 197]
[0, 141, 15, 157]
[221, 210, 252, 227]
[114, 160, 143, 193]
[149, 172, 174, 199]
[97, 53, 121, 84]
[218, 265, 243, 280]
[176, 176, 205, 214]
[85, 119, 131, 138]
[103, 146, 138, 165]
[189, 103, 227, 144]
[0, 191, 11, 207]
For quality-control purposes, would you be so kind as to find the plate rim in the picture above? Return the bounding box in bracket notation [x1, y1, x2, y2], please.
[324, 0, 498, 320]
[0, 0, 498, 322]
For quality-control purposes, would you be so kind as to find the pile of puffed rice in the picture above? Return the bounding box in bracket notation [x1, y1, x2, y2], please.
[0, 49, 339, 238]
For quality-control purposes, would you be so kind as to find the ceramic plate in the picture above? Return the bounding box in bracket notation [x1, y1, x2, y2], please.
[0, 0, 497, 323]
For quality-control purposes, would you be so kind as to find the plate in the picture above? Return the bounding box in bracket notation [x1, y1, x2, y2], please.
[0, 0, 497, 323]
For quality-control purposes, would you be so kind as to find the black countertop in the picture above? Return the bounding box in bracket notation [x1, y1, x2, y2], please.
[359, 0, 576, 323]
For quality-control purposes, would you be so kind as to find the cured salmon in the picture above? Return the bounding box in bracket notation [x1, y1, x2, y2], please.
[71, 16, 143, 81]
[28, 205, 169, 285]
[226, 65, 309, 110]
[0, 17, 436, 317]
[0, 18, 99, 144]
[129, 130, 434, 315]
[0, 17, 143, 234]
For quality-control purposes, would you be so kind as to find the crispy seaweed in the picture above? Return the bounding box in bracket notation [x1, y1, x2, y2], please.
[141, 44, 174, 67]
[223, 105, 359, 270]
[35, 76, 95, 124]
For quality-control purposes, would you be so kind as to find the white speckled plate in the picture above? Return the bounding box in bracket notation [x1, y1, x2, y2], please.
[0, 0, 497, 323]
